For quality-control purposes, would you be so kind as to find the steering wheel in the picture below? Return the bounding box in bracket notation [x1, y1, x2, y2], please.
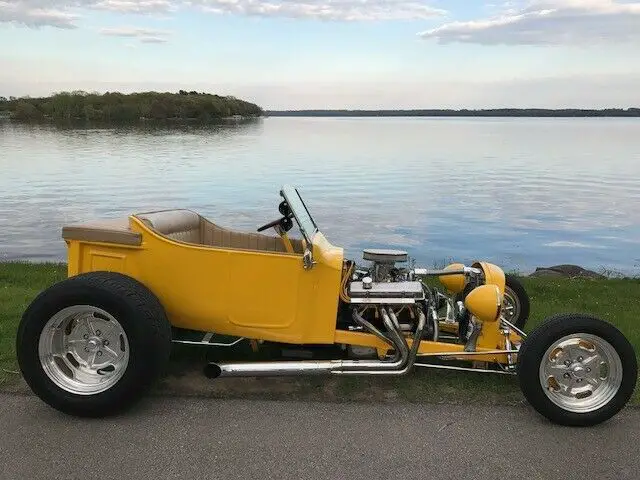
[257, 216, 293, 233]
[257, 200, 294, 233]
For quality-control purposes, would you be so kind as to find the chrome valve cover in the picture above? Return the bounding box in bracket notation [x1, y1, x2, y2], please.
[349, 280, 424, 304]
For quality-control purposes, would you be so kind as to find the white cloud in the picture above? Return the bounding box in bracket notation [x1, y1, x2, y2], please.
[419, 0, 640, 45]
[195, 0, 445, 21]
[0, 0, 174, 29]
[99, 25, 171, 43]
[138, 35, 166, 42]
[92, 0, 173, 13]
[0, 1, 78, 28]
[0, 0, 445, 29]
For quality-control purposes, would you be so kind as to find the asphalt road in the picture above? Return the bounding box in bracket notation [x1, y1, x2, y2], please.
[1, 393, 638, 480]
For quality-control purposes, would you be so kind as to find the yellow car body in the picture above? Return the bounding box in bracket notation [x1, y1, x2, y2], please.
[61, 186, 519, 365]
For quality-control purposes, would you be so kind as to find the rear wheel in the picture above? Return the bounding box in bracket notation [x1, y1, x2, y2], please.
[517, 314, 637, 426]
[16, 271, 172, 417]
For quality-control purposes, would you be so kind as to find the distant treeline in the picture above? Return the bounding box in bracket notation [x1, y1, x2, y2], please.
[0, 91, 263, 123]
[266, 108, 640, 118]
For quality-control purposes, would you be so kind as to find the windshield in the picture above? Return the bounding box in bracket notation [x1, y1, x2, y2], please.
[280, 185, 318, 244]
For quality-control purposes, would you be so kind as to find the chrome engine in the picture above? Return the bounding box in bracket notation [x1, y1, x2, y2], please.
[348, 280, 424, 304]
[344, 249, 439, 349]
[361, 248, 411, 282]
[349, 249, 423, 303]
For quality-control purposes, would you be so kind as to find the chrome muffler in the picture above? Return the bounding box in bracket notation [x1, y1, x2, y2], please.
[204, 307, 425, 379]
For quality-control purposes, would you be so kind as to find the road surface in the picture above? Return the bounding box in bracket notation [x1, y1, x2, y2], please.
[1, 393, 637, 479]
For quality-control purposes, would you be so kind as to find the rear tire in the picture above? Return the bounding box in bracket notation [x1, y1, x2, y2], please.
[16, 271, 172, 417]
[517, 313, 637, 427]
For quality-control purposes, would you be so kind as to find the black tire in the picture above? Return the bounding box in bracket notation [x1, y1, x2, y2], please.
[517, 313, 637, 427]
[16, 271, 172, 417]
[504, 274, 530, 329]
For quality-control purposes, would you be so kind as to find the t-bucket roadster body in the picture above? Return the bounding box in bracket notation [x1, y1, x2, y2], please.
[16, 185, 637, 426]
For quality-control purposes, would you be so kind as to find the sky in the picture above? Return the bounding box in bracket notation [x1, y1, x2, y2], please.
[1, 0, 640, 109]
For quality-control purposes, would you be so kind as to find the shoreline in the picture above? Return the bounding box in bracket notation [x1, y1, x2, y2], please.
[265, 108, 640, 118]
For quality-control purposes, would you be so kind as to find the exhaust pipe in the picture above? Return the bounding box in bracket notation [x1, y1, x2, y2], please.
[335, 307, 425, 376]
[204, 307, 425, 379]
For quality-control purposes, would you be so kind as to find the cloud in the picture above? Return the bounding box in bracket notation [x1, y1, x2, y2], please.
[92, 0, 173, 13]
[0, 0, 175, 29]
[99, 26, 171, 43]
[0, 1, 78, 28]
[194, 0, 446, 21]
[0, 0, 445, 29]
[419, 0, 640, 45]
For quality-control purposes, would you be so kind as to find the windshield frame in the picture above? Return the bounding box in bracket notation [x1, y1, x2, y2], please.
[280, 185, 319, 245]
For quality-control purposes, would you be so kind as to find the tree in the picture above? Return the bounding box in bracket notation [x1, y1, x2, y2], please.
[12, 101, 42, 120]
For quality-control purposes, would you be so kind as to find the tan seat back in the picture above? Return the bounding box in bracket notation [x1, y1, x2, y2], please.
[136, 209, 303, 254]
[137, 209, 202, 244]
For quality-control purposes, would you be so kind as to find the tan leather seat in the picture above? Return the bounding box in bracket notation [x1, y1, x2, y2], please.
[63, 209, 303, 254]
[135, 209, 303, 254]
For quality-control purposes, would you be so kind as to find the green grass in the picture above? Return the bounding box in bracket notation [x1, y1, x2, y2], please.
[1, 261, 639, 405]
[0, 262, 67, 385]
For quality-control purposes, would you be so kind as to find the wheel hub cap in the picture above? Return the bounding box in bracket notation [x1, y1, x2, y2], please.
[38, 305, 130, 395]
[539, 333, 622, 413]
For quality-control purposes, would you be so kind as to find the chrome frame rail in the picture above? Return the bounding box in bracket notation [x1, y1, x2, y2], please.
[416, 349, 520, 358]
[172, 335, 246, 347]
[500, 318, 528, 338]
[414, 363, 516, 375]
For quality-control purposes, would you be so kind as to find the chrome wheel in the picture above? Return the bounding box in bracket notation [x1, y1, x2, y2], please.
[539, 333, 623, 413]
[38, 305, 130, 395]
[502, 286, 520, 323]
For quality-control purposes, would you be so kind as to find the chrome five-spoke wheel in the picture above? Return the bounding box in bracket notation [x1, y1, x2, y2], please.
[517, 313, 637, 426]
[17, 272, 172, 417]
[539, 333, 622, 413]
[39, 305, 130, 395]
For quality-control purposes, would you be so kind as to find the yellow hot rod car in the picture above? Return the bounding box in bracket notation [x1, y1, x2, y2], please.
[16, 185, 637, 426]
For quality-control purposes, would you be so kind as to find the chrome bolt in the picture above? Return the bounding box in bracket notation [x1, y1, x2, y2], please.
[97, 351, 103, 357]
[586, 367, 591, 373]
[577, 356, 583, 362]
[104, 340, 110, 346]
[83, 334, 89, 339]
[576, 378, 583, 383]
[563, 373, 571, 379]
[96, 330, 101, 336]
[564, 360, 571, 366]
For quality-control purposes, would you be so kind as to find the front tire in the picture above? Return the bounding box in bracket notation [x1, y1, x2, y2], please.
[517, 314, 637, 426]
[502, 274, 530, 329]
[16, 271, 172, 417]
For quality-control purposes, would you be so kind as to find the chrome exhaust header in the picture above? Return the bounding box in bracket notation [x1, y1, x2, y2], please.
[204, 307, 425, 379]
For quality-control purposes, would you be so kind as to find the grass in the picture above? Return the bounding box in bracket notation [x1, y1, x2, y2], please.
[0, 262, 67, 386]
[1, 261, 639, 406]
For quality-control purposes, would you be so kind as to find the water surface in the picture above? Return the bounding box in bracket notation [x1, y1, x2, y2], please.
[1, 117, 639, 275]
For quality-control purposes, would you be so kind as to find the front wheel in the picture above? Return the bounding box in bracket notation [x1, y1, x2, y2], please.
[517, 314, 637, 426]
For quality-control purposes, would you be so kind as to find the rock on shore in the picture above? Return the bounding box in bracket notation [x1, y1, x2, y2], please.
[529, 264, 605, 279]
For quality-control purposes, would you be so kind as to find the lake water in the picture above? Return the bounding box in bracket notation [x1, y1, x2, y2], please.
[1, 117, 639, 275]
